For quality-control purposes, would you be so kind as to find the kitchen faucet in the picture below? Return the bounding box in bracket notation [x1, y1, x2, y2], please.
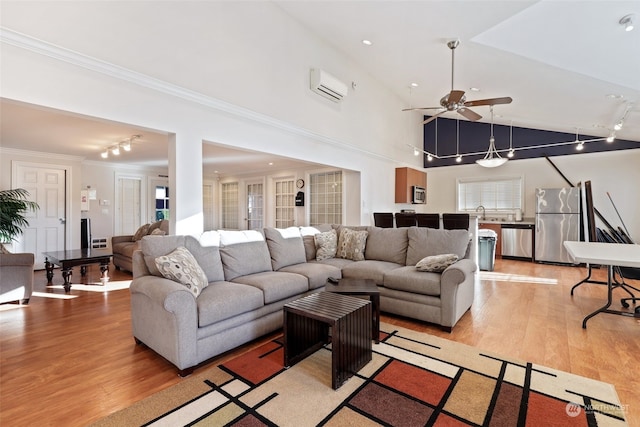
[475, 205, 485, 220]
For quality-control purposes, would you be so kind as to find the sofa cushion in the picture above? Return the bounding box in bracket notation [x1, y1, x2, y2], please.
[315, 257, 354, 269]
[132, 223, 150, 241]
[416, 254, 459, 273]
[141, 235, 187, 276]
[264, 227, 306, 270]
[280, 262, 342, 290]
[384, 266, 442, 297]
[314, 229, 338, 261]
[154, 246, 209, 297]
[336, 228, 368, 261]
[406, 228, 471, 266]
[365, 227, 408, 264]
[196, 281, 265, 326]
[219, 230, 272, 281]
[232, 271, 308, 304]
[112, 241, 140, 258]
[341, 260, 402, 285]
[300, 225, 331, 261]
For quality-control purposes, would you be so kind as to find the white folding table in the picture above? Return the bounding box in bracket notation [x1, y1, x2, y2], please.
[564, 241, 640, 328]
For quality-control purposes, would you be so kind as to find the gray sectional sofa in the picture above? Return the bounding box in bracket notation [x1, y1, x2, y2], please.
[130, 225, 477, 375]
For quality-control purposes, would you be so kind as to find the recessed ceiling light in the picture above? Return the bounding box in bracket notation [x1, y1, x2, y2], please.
[362, 39, 372, 46]
[410, 83, 419, 87]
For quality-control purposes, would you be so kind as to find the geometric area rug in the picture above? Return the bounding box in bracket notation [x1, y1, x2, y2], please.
[91, 323, 628, 427]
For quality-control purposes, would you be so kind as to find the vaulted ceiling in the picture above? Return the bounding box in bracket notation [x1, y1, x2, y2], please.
[1, 1, 638, 172]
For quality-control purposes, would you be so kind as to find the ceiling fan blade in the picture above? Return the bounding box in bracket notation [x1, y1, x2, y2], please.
[457, 107, 482, 121]
[402, 106, 444, 112]
[421, 110, 447, 125]
[448, 90, 465, 104]
[464, 96, 513, 107]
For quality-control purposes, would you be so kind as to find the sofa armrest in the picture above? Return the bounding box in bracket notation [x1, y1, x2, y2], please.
[439, 258, 477, 329]
[111, 235, 134, 245]
[441, 258, 477, 287]
[0, 253, 35, 267]
[129, 275, 199, 370]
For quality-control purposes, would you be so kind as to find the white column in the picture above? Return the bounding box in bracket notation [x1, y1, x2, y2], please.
[168, 133, 203, 237]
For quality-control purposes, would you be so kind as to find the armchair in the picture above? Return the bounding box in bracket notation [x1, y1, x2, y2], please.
[0, 252, 35, 304]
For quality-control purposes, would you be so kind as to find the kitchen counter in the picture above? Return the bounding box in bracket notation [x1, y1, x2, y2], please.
[477, 217, 535, 226]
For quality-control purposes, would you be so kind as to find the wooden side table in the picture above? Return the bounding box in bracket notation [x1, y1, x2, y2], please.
[325, 278, 380, 343]
[284, 292, 372, 390]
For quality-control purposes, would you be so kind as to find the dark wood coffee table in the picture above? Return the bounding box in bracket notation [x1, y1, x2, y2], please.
[283, 292, 372, 389]
[43, 248, 113, 292]
[325, 278, 380, 343]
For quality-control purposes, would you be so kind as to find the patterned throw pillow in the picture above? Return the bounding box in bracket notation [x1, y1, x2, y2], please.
[132, 223, 150, 241]
[314, 229, 338, 261]
[154, 246, 209, 297]
[415, 253, 459, 273]
[336, 228, 369, 261]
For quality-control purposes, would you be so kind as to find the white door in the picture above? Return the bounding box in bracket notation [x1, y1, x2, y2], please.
[13, 164, 66, 269]
[246, 181, 264, 230]
[115, 176, 143, 235]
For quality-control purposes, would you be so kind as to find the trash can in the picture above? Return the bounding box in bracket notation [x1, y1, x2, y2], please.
[478, 229, 497, 271]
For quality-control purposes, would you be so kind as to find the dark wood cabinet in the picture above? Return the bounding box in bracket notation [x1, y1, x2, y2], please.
[395, 167, 427, 203]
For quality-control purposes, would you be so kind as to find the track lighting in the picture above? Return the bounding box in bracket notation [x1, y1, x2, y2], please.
[413, 148, 420, 156]
[456, 155, 462, 163]
[620, 14, 635, 32]
[614, 120, 623, 131]
[607, 132, 616, 143]
[427, 154, 433, 162]
[507, 149, 515, 158]
[576, 142, 584, 151]
[100, 134, 141, 159]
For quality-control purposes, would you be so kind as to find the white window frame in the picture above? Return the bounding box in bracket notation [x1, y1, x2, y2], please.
[456, 175, 524, 214]
[309, 171, 343, 226]
[274, 176, 295, 228]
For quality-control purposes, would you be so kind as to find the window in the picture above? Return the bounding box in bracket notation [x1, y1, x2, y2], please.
[221, 182, 239, 229]
[309, 171, 342, 226]
[246, 182, 264, 230]
[457, 176, 523, 213]
[275, 178, 295, 228]
[154, 185, 170, 221]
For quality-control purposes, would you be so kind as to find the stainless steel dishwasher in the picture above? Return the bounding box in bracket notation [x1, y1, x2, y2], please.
[501, 224, 534, 260]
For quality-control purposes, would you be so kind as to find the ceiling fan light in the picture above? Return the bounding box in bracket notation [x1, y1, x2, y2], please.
[620, 14, 635, 32]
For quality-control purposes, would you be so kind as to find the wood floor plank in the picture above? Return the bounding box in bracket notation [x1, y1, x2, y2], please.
[1, 259, 638, 426]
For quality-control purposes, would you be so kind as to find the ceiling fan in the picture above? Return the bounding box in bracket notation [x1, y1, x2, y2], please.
[403, 40, 512, 125]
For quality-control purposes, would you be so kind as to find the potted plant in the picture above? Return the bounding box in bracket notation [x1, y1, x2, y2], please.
[0, 188, 40, 253]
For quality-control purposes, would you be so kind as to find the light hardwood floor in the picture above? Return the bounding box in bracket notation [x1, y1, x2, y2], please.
[1, 259, 638, 426]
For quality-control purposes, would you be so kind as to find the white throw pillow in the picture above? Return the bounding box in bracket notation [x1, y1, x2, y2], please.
[155, 246, 209, 297]
[415, 253, 459, 273]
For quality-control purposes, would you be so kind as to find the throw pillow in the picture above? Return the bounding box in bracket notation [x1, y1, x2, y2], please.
[336, 228, 368, 261]
[132, 223, 150, 241]
[314, 229, 338, 261]
[150, 228, 166, 236]
[415, 253, 459, 273]
[154, 246, 209, 297]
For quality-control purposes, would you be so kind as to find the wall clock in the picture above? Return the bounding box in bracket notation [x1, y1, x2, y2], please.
[296, 179, 305, 189]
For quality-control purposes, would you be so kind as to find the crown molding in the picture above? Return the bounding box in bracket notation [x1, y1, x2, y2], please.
[0, 146, 85, 162]
[0, 27, 402, 166]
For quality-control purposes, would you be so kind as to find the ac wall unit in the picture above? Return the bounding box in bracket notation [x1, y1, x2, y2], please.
[310, 68, 348, 102]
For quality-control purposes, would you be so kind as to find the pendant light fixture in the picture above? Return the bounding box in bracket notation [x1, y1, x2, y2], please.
[476, 106, 507, 168]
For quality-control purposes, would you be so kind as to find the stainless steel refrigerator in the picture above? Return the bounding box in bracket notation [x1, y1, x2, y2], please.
[535, 187, 581, 264]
